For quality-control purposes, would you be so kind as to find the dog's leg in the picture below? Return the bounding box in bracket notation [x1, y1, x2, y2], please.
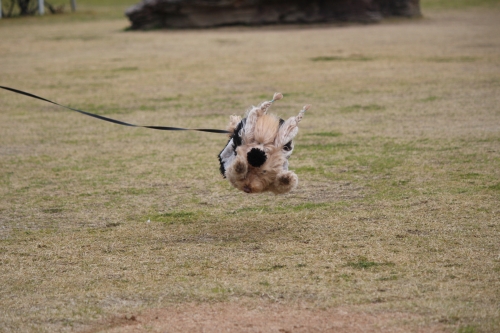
[225, 146, 248, 184]
[244, 104, 267, 143]
[226, 157, 248, 190]
[244, 93, 283, 143]
[270, 170, 298, 194]
[259, 92, 282, 115]
[275, 105, 310, 148]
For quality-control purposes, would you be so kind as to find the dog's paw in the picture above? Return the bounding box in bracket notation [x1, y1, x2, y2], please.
[278, 174, 292, 186]
[234, 159, 247, 174]
[271, 171, 298, 194]
[226, 157, 248, 185]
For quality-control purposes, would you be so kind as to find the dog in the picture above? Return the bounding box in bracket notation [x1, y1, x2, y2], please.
[218, 93, 309, 194]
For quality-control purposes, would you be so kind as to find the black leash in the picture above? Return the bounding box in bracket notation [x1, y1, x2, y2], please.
[0, 86, 230, 134]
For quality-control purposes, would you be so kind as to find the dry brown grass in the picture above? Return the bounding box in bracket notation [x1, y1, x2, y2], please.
[0, 4, 499, 333]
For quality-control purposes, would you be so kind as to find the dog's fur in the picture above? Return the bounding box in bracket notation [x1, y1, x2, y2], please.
[218, 93, 309, 194]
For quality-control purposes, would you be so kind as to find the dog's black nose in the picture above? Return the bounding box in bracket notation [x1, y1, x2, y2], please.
[247, 148, 267, 167]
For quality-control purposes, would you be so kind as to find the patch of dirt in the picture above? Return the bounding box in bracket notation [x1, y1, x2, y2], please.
[83, 302, 447, 333]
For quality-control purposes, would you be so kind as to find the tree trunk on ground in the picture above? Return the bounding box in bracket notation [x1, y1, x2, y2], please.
[125, 0, 421, 30]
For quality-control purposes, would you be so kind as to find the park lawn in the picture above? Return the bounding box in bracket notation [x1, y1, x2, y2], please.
[0, 1, 499, 332]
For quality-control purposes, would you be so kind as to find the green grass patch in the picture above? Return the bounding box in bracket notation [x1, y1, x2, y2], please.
[297, 142, 359, 152]
[307, 131, 343, 137]
[426, 56, 477, 63]
[457, 325, 477, 333]
[311, 55, 373, 62]
[382, 141, 426, 153]
[112, 67, 139, 72]
[377, 275, 398, 281]
[291, 202, 329, 211]
[41, 207, 64, 214]
[488, 183, 500, 191]
[346, 154, 402, 173]
[259, 264, 287, 272]
[294, 166, 321, 174]
[147, 211, 198, 224]
[346, 257, 395, 270]
[420, 96, 439, 102]
[340, 104, 386, 113]
[421, 0, 500, 9]
[460, 173, 481, 179]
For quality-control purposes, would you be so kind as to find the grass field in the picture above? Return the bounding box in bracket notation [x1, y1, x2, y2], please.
[1, 1, 499, 332]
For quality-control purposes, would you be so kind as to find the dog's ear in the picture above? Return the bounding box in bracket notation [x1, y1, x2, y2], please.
[275, 105, 310, 148]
